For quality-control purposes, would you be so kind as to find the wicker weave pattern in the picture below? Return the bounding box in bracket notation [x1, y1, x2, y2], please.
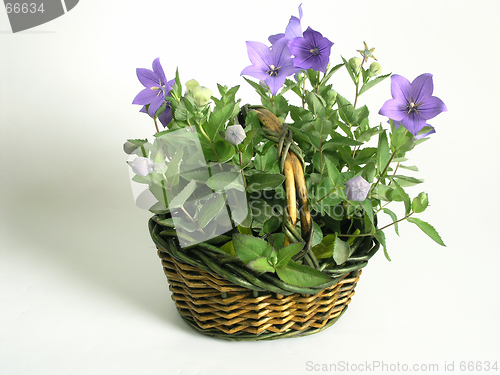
[157, 248, 361, 340]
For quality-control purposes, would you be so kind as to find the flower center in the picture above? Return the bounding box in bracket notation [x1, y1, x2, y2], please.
[310, 47, 320, 56]
[266, 64, 281, 77]
[151, 84, 166, 97]
[406, 99, 422, 115]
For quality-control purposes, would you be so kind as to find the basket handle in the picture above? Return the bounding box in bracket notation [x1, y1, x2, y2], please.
[249, 107, 312, 249]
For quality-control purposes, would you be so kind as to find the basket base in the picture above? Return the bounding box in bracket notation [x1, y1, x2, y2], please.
[158, 248, 361, 341]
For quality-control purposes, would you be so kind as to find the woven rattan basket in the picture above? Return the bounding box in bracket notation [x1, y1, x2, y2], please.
[148, 107, 379, 341]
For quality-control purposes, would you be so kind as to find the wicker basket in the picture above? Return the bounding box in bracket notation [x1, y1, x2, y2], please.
[148, 107, 379, 340]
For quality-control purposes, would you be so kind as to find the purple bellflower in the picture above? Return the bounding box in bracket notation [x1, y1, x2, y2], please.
[241, 38, 298, 96]
[379, 73, 447, 136]
[393, 120, 436, 140]
[269, 4, 303, 45]
[289, 27, 334, 73]
[133, 58, 175, 122]
[345, 175, 371, 202]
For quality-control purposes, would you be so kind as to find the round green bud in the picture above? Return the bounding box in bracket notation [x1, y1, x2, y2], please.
[369, 62, 382, 76]
[193, 86, 213, 106]
[349, 57, 362, 71]
[185, 79, 200, 95]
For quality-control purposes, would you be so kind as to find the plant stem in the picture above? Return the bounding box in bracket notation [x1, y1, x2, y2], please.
[154, 117, 160, 133]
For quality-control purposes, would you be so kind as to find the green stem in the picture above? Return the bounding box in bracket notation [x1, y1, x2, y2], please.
[340, 212, 414, 238]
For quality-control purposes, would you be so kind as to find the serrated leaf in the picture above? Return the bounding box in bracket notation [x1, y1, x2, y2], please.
[197, 194, 227, 229]
[206, 171, 245, 191]
[382, 208, 399, 235]
[311, 234, 336, 259]
[360, 199, 374, 233]
[325, 158, 341, 186]
[233, 233, 274, 264]
[359, 73, 391, 95]
[407, 217, 445, 246]
[246, 173, 285, 192]
[220, 240, 236, 256]
[374, 231, 391, 261]
[333, 236, 351, 265]
[168, 179, 197, 209]
[389, 177, 411, 215]
[276, 259, 331, 287]
[247, 257, 275, 273]
[276, 242, 304, 269]
[377, 130, 391, 177]
[206, 103, 234, 141]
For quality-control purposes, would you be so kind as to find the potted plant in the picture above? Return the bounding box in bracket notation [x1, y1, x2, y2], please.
[124, 5, 446, 341]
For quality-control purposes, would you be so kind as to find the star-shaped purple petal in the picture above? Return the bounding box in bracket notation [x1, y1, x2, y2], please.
[379, 73, 447, 136]
[241, 38, 298, 96]
[289, 27, 334, 73]
[269, 4, 303, 45]
[132, 58, 174, 118]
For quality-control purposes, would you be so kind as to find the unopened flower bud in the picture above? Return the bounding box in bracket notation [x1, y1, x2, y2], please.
[193, 86, 213, 106]
[129, 157, 154, 176]
[369, 62, 382, 76]
[225, 124, 246, 145]
[185, 79, 200, 94]
[348, 57, 362, 71]
[345, 175, 370, 202]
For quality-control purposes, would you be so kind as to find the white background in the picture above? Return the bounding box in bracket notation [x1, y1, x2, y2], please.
[1, 1, 499, 374]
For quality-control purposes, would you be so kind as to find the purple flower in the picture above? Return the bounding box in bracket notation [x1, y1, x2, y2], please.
[393, 120, 436, 140]
[345, 175, 370, 202]
[379, 73, 447, 136]
[289, 27, 334, 73]
[241, 38, 298, 96]
[269, 4, 303, 45]
[132, 58, 175, 118]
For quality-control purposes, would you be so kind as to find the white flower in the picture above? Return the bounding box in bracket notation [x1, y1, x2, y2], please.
[225, 124, 246, 145]
[130, 157, 154, 176]
[345, 175, 370, 201]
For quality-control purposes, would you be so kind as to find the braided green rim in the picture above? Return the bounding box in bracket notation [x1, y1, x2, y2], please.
[149, 217, 379, 295]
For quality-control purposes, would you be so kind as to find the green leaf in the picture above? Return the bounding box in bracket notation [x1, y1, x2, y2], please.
[389, 177, 411, 215]
[359, 73, 391, 95]
[374, 231, 391, 261]
[306, 92, 326, 116]
[337, 95, 358, 126]
[323, 135, 362, 148]
[220, 240, 236, 256]
[233, 233, 274, 264]
[261, 216, 281, 235]
[325, 158, 341, 186]
[276, 242, 304, 269]
[206, 171, 245, 191]
[341, 56, 357, 84]
[377, 130, 391, 177]
[247, 257, 275, 273]
[213, 140, 236, 162]
[312, 222, 324, 247]
[246, 173, 285, 192]
[360, 199, 374, 233]
[382, 208, 400, 235]
[333, 236, 351, 265]
[276, 259, 331, 287]
[412, 192, 429, 213]
[407, 217, 445, 246]
[168, 180, 197, 209]
[206, 103, 234, 141]
[197, 194, 226, 229]
[393, 175, 424, 187]
[311, 234, 336, 259]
